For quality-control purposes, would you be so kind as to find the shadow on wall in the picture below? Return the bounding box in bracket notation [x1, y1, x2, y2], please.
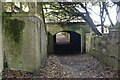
[53, 31, 81, 55]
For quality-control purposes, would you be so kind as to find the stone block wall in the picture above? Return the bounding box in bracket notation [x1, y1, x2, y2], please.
[46, 22, 90, 53]
[2, 2, 47, 74]
[3, 16, 47, 73]
[0, 0, 3, 76]
[47, 32, 54, 54]
[87, 28, 120, 70]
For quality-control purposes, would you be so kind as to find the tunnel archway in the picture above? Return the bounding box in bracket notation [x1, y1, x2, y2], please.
[53, 31, 81, 55]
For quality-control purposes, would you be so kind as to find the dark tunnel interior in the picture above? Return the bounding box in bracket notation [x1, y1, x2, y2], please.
[53, 31, 81, 55]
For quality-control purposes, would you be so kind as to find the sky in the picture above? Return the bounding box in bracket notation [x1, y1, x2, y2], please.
[90, 2, 118, 33]
[90, 4, 118, 26]
[75, 1, 118, 27]
[75, 1, 118, 33]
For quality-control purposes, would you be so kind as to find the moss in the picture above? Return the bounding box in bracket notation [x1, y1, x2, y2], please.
[3, 17, 25, 43]
[116, 22, 120, 27]
[2, 13, 25, 68]
[81, 25, 90, 33]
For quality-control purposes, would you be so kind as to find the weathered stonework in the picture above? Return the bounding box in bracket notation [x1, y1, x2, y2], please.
[87, 27, 120, 70]
[2, 2, 47, 74]
[46, 22, 90, 53]
[0, 0, 3, 76]
[47, 32, 54, 54]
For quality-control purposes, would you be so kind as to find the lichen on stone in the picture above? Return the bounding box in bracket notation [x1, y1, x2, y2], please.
[3, 17, 25, 43]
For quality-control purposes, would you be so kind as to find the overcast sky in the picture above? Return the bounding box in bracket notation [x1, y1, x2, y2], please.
[90, 4, 118, 26]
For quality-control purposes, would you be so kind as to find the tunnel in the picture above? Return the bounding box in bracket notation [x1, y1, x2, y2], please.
[53, 31, 81, 55]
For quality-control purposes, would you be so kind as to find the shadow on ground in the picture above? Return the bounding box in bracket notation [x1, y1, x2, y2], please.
[53, 43, 82, 56]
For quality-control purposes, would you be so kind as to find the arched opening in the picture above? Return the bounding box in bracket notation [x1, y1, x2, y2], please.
[56, 32, 71, 44]
[53, 31, 81, 55]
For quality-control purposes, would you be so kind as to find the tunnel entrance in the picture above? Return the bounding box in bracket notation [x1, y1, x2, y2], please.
[53, 31, 81, 55]
[56, 32, 71, 44]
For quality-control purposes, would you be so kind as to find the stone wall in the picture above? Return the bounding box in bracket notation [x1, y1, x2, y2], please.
[46, 22, 90, 53]
[87, 28, 120, 70]
[2, 2, 47, 74]
[0, 0, 3, 77]
[47, 32, 54, 54]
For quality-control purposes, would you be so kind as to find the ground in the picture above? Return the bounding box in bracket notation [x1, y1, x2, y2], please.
[2, 54, 118, 79]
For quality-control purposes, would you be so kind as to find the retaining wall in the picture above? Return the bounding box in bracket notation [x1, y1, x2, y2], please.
[2, 2, 47, 74]
[87, 28, 120, 70]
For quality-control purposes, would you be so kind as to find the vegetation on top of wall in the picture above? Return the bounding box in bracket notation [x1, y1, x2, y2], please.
[116, 22, 120, 27]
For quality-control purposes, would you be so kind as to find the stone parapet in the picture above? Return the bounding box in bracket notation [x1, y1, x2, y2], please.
[88, 27, 120, 70]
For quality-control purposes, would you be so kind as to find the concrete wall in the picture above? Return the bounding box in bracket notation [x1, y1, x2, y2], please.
[46, 22, 90, 53]
[2, 2, 47, 73]
[3, 16, 47, 73]
[40, 19, 47, 66]
[87, 28, 120, 70]
[85, 32, 92, 53]
[47, 32, 54, 54]
[0, 1, 3, 78]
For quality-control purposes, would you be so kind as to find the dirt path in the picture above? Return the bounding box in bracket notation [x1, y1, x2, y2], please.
[2, 54, 118, 79]
[44, 54, 118, 78]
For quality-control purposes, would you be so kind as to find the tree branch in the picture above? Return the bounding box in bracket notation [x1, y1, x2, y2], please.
[104, 2, 115, 27]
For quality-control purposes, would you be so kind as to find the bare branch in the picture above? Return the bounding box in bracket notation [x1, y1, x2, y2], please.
[104, 2, 115, 27]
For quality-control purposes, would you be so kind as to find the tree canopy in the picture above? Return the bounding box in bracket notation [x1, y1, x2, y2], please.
[43, 2, 119, 35]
